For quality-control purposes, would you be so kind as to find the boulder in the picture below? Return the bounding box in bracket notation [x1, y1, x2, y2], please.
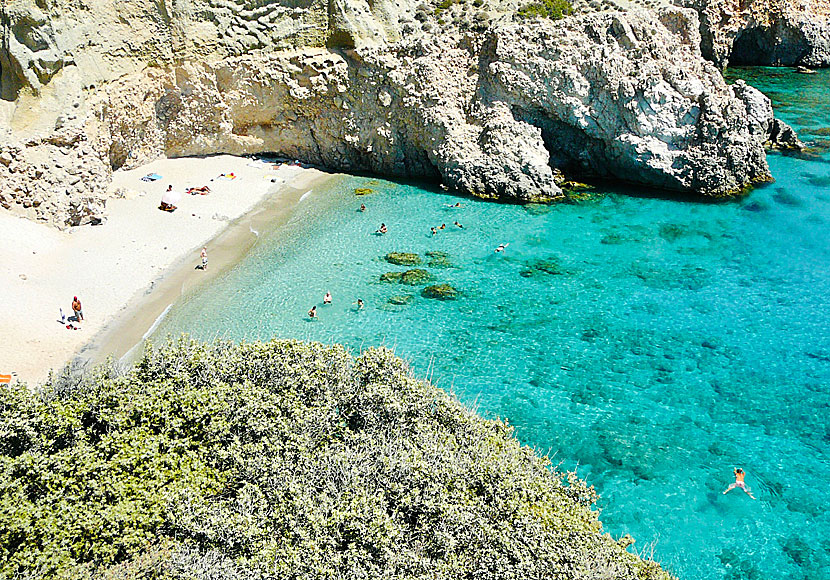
[422, 284, 458, 300]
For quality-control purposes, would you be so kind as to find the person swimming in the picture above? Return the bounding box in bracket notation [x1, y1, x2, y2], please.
[324, 291, 332, 304]
[723, 468, 756, 499]
[495, 243, 508, 253]
[454, 221, 463, 229]
[359, 203, 366, 212]
[431, 227, 438, 236]
[439, 224, 446, 230]
[376, 223, 387, 234]
[355, 298, 364, 310]
[445, 202, 463, 208]
[308, 305, 317, 319]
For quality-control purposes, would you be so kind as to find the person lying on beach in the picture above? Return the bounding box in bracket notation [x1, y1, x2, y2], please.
[324, 291, 332, 304]
[495, 243, 508, 253]
[454, 221, 463, 229]
[187, 186, 211, 195]
[723, 468, 756, 499]
[308, 305, 317, 319]
[376, 223, 387, 234]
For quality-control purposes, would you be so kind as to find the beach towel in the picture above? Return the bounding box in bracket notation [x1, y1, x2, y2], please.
[217, 173, 237, 180]
[0, 374, 11, 384]
[141, 173, 163, 182]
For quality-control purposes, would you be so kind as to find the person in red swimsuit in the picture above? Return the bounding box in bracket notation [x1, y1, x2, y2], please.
[723, 468, 756, 499]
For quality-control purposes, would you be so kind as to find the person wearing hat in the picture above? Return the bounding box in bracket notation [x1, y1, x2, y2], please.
[71, 296, 84, 322]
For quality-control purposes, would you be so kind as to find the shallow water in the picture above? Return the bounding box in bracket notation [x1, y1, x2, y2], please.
[155, 68, 830, 579]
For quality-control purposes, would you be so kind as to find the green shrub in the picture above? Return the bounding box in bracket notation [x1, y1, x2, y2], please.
[0, 338, 673, 579]
[518, 0, 573, 20]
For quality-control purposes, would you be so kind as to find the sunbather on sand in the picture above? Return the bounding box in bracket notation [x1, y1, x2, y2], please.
[187, 186, 211, 195]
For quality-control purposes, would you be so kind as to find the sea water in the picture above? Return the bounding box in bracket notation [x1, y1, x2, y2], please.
[154, 68, 830, 580]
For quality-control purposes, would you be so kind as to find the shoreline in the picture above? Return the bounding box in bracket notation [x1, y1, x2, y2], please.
[0, 155, 340, 387]
[79, 169, 341, 372]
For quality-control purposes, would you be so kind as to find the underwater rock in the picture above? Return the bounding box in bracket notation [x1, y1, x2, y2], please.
[385, 252, 422, 266]
[379, 272, 403, 283]
[388, 294, 414, 305]
[354, 188, 374, 196]
[425, 251, 453, 268]
[422, 284, 458, 300]
[381, 269, 432, 285]
[520, 257, 571, 278]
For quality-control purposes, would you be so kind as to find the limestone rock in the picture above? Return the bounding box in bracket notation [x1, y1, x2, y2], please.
[685, 0, 830, 67]
[422, 284, 458, 299]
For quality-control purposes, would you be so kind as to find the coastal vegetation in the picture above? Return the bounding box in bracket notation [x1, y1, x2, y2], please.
[0, 338, 672, 579]
[518, 0, 574, 20]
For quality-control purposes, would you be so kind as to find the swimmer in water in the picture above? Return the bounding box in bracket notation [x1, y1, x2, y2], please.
[439, 224, 446, 230]
[445, 202, 463, 208]
[723, 468, 756, 499]
[308, 305, 317, 319]
[355, 298, 364, 310]
[494, 243, 508, 253]
[454, 221, 463, 229]
[359, 203, 366, 212]
[323, 291, 332, 304]
[431, 227, 438, 236]
[376, 223, 387, 234]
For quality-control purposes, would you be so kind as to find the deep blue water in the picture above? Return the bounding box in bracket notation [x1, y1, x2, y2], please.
[154, 68, 830, 580]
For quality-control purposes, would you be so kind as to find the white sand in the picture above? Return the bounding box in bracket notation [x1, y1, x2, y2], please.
[0, 155, 332, 387]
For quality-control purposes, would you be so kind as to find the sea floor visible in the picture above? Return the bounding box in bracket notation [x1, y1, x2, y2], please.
[153, 68, 830, 580]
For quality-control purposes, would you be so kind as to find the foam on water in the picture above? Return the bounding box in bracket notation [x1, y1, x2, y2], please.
[155, 69, 830, 579]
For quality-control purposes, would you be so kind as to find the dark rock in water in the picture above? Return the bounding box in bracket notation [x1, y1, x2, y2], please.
[380, 269, 432, 285]
[741, 200, 769, 212]
[805, 174, 830, 187]
[401, 269, 432, 285]
[354, 188, 374, 196]
[425, 251, 453, 268]
[781, 536, 813, 567]
[659, 223, 687, 242]
[520, 256, 570, 278]
[385, 252, 422, 266]
[388, 295, 413, 305]
[380, 272, 403, 283]
[772, 189, 803, 207]
[601, 233, 626, 245]
[422, 284, 458, 300]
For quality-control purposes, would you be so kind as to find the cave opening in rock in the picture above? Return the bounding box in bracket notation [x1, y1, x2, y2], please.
[729, 28, 774, 66]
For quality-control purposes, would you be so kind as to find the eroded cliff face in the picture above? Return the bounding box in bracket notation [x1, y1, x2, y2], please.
[0, 2, 798, 226]
[684, 0, 830, 67]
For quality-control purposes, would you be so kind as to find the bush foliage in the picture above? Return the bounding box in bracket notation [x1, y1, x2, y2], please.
[518, 0, 573, 20]
[0, 338, 672, 579]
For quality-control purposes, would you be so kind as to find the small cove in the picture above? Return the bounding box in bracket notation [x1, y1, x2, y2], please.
[152, 68, 830, 580]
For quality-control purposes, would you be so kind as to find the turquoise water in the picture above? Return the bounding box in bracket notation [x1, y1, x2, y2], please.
[155, 68, 830, 580]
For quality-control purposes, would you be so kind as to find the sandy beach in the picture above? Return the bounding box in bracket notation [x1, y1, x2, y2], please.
[0, 155, 336, 387]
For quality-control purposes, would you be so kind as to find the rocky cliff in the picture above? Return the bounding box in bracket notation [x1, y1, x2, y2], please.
[0, 1, 800, 227]
[685, 0, 830, 68]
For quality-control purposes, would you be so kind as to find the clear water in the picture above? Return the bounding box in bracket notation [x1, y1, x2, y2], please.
[155, 68, 830, 580]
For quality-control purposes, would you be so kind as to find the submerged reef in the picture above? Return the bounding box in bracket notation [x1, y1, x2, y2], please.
[0, 338, 674, 579]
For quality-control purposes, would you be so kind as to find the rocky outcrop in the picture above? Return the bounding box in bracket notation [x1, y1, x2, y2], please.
[0, 3, 798, 226]
[732, 79, 804, 149]
[684, 0, 830, 67]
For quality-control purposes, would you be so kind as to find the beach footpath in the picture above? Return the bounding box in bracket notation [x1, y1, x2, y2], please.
[0, 155, 334, 387]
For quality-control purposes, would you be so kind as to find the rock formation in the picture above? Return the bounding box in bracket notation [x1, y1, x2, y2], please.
[0, 1, 804, 227]
[684, 0, 830, 68]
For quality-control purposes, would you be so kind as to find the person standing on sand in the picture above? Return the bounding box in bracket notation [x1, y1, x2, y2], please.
[71, 296, 84, 322]
[723, 468, 756, 499]
[200, 247, 208, 270]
